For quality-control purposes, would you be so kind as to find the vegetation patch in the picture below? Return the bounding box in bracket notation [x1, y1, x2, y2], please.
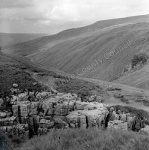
[131, 53, 148, 69]
[19, 128, 149, 150]
[55, 77, 104, 97]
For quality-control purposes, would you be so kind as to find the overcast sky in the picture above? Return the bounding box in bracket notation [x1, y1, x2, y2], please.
[0, 0, 149, 34]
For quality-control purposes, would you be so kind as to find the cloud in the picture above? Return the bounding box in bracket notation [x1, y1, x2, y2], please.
[0, 0, 32, 9]
[0, 0, 149, 33]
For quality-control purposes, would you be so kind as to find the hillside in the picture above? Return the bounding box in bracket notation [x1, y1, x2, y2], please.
[114, 65, 149, 90]
[0, 52, 107, 101]
[1, 50, 149, 113]
[18, 128, 149, 150]
[0, 33, 47, 49]
[3, 14, 149, 56]
[2, 15, 149, 85]
[28, 22, 149, 82]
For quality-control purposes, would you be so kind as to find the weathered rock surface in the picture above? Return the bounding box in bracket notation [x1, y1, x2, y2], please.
[108, 120, 128, 130]
[140, 125, 149, 134]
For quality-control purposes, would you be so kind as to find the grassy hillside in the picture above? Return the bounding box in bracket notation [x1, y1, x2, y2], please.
[29, 22, 149, 81]
[3, 15, 149, 84]
[18, 128, 149, 150]
[0, 52, 47, 97]
[114, 65, 149, 90]
[3, 14, 149, 56]
[0, 33, 46, 49]
[0, 52, 107, 100]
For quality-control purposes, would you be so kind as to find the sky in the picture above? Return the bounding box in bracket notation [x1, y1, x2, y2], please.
[0, 0, 149, 34]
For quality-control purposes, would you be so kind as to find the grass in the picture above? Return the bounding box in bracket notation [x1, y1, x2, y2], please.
[0, 53, 44, 96]
[55, 77, 104, 97]
[0, 130, 13, 150]
[18, 128, 149, 150]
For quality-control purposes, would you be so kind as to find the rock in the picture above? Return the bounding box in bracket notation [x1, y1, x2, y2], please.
[20, 117, 28, 124]
[39, 119, 54, 129]
[54, 103, 69, 116]
[6, 111, 12, 117]
[7, 126, 13, 132]
[74, 101, 88, 110]
[51, 87, 58, 94]
[36, 92, 50, 99]
[19, 103, 30, 117]
[96, 96, 104, 103]
[54, 118, 68, 129]
[61, 93, 74, 101]
[0, 112, 7, 118]
[88, 96, 95, 102]
[66, 111, 80, 128]
[67, 102, 108, 129]
[33, 82, 37, 86]
[13, 83, 18, 88]
[0, 126, 7, 132]
[54, 116, 67, 122]
[11, 95, 19, 104]
[0, 98, 3, 107]
[57, 93, 64, 96]
[108, 120, 128, 130]
[18, 93, 28, 101]
[29, 102, 39, 115]
[44, 116, 52, 120]
[78, 113, 86, 128]
[139, 125, 149, 134]
[46, 108, 54, 116]
[0, 117, 16, 126]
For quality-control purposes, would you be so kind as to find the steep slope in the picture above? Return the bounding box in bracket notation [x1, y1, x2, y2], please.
[29, 22, 149, 81]
[3, 14, 149, 56]
[1, 51, 149, 113]
[0, 33, 47, 49]
[114, 64, 149, 90]
[2, 15, 149, 88]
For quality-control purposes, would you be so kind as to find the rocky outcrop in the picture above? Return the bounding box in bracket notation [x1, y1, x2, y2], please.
[67, 102, 108, 129]
[139, 125, 149, 134]
[0, 90, 109, 138]
[108, 120, 128, 130]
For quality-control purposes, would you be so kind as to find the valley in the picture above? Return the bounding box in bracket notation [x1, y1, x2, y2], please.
[1, 14, 149, 150]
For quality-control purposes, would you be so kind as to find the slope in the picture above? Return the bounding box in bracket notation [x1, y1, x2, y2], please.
[0, 33, 47, 49]
[3, 14, 149, 56]
[28, 22, 149, 82]
[114, 64, 149, 90]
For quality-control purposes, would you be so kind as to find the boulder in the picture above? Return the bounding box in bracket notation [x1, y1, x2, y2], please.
[67, 102, 108, 129]
[66, 111, 87, 128]
[54, 118, 68, 129]
[0, 117, 16, 126]
[54, 103, 69, 116]
[39, 119, 54, 129]
[46, 108, 54, 116]
[74, 101, 88, 110]
[0, 126, 7, 132]
[13, 83, 18, 88]
[20, 117, 28, 124]
[108, 120, 128, 130]
[11, 95, 19, 104]
[139, 125, 149, 134]
[54, 116, 67, 122]
[96, 96, 104, 103]
[0, 112, 7, 118]
[29, 102, 39, 115]
[19, 103, 30, 117]
[18, 93, 28, 101]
